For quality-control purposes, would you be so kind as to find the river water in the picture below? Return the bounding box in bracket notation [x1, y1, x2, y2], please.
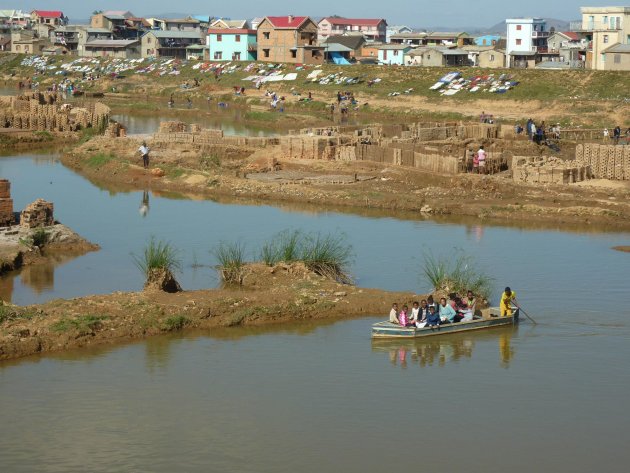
[1, 139, 630, 470]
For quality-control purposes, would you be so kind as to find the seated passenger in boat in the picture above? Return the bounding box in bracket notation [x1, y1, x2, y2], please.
[416, 300, 429, 327]
[426, 306, 440, 327]
[464, 291, 477, 313]
[398, 305, 414, 327]
[409, 301, 420, 325]
[439, 297, 458, 323]
[389, 303, 399, 324]
[426, 295, 438, 312]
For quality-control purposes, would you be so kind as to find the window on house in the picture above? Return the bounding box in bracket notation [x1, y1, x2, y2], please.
[217, 34, 222, 42]
[516, 25, 522, 31]
[427, 54, 431, 60]
[490, 54, 495, 61]
[393, 50, 398, 56]
[290, 50, 297, 58]
[601, 53, 606, 62]
[147, 37, 152, 43]
[614, 54, 621, 63]
[263, 32, 270, 40]
[263, 48, 269, 58]
[603, 35, 609, 43]
[235, 35, 240, 42]
[516, 39, 522, 45]
[214, 51, 222, 59]
[233, 52, 241, 60]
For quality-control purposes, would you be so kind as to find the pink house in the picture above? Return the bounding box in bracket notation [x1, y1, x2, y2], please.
[317, 18, 387, 42]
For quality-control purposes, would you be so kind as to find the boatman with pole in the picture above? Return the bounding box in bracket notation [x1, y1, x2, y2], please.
[500, 287, 519, 317]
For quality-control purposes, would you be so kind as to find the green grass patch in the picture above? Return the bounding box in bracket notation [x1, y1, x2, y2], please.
[85, 153, 115, 168]
[0, 305, 37, 324]
[31, 228, 49, 247]
[133, 237, 182, 278]
[212, 241, 246, 285]
[51, 314, 109, 334]
[200, 154, 221, 168]
[163, 315, 189, 331]
[33, 131, 54, 141]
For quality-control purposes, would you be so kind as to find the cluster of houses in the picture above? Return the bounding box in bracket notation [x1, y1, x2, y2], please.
[0, 7, 629, 71]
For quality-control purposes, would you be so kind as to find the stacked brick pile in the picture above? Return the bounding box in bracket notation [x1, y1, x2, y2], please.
[0, 92, 110, 133]
[575, 144, 630, 180]
[0, 179, 15, 227]
[20, 199, 54, 228]
[512, 156, 591, 184]
[105, 121, 127, 138]
[159, 121, 188, 133]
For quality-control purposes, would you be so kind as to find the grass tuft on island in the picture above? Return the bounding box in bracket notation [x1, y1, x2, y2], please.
[423, 251, 493, 300]
[215, 230, 354, 285]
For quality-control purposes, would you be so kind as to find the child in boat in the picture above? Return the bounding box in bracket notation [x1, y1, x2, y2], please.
[398, 305, 413, 327]
[409, 301, 420, 324]
[426, 306, 440, 327]
[389, 303, 399, 324]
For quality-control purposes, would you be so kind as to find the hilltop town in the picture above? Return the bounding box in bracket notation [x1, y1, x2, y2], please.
[1, 7, 629, 70]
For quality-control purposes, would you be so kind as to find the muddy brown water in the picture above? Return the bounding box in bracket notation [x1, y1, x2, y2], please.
[1, 150, 630, 472]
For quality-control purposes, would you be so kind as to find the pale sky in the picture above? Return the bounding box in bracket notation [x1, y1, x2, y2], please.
[20, 1, 614, 27]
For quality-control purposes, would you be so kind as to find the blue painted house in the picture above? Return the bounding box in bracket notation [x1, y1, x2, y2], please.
[475, 35, 501, 46]
[206, 28, 257, 61]
[377, 44, 411, 65]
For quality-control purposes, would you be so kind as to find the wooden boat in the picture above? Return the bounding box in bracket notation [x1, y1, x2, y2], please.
[371, 308, 519, 338]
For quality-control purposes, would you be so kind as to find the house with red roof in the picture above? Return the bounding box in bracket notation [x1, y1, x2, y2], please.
[547, 31, 589, 67]
[30, 10, 67, 27]
[257, 16, 324, 64]
[318, 17, 387, 42]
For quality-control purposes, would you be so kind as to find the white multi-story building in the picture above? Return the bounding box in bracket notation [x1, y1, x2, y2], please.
[505, 18, 549, 67]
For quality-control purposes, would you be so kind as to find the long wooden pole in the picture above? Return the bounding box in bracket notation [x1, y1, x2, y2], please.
[517, 306, 537, 325]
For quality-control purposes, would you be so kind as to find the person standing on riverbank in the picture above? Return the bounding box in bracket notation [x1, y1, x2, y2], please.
[500, 287, 519, 316]
[138, 142, 150, 169]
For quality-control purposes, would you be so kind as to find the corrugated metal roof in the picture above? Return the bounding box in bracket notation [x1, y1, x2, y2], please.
[603, 43, 630, 53]
[147, 30, 202, 39]
[85, 39, 139, 48]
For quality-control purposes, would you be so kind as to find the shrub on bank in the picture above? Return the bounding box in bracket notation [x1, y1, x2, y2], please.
[212, 241, 246, 285]
[422, 251, 493, 300]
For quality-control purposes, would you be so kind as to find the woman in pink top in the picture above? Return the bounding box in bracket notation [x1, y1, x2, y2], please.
[398, 305, 413, 327]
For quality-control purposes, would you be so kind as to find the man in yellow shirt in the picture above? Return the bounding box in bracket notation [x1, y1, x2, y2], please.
[500, 287, 519, 316]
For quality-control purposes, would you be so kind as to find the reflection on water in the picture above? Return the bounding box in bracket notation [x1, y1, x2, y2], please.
[0, 249, 91, 303]
[372, 326, 517, 368]
[139, 190, 150, 217]
[111, 107, 277, 137]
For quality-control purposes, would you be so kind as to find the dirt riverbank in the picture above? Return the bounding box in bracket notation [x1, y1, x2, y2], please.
[62, 136, 630, 232]
[0, 263, 415, 361]
[0, 223, 99, 277]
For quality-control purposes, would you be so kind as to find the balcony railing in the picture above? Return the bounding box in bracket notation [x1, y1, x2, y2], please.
[570, 20, 622, 32]
[531, 31, 550, 38]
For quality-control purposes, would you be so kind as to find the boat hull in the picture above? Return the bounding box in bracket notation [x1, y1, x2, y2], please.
[372, 308, 519, 338]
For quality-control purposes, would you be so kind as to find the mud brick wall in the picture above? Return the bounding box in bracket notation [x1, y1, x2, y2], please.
[575, 144, 630, 180]
[20, 199, 54, 228]
[0, 179, 14, 227]
[512, 156, 591, 184]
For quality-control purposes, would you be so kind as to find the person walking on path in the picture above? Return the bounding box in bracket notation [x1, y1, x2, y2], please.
[139, 141, 150, 169]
